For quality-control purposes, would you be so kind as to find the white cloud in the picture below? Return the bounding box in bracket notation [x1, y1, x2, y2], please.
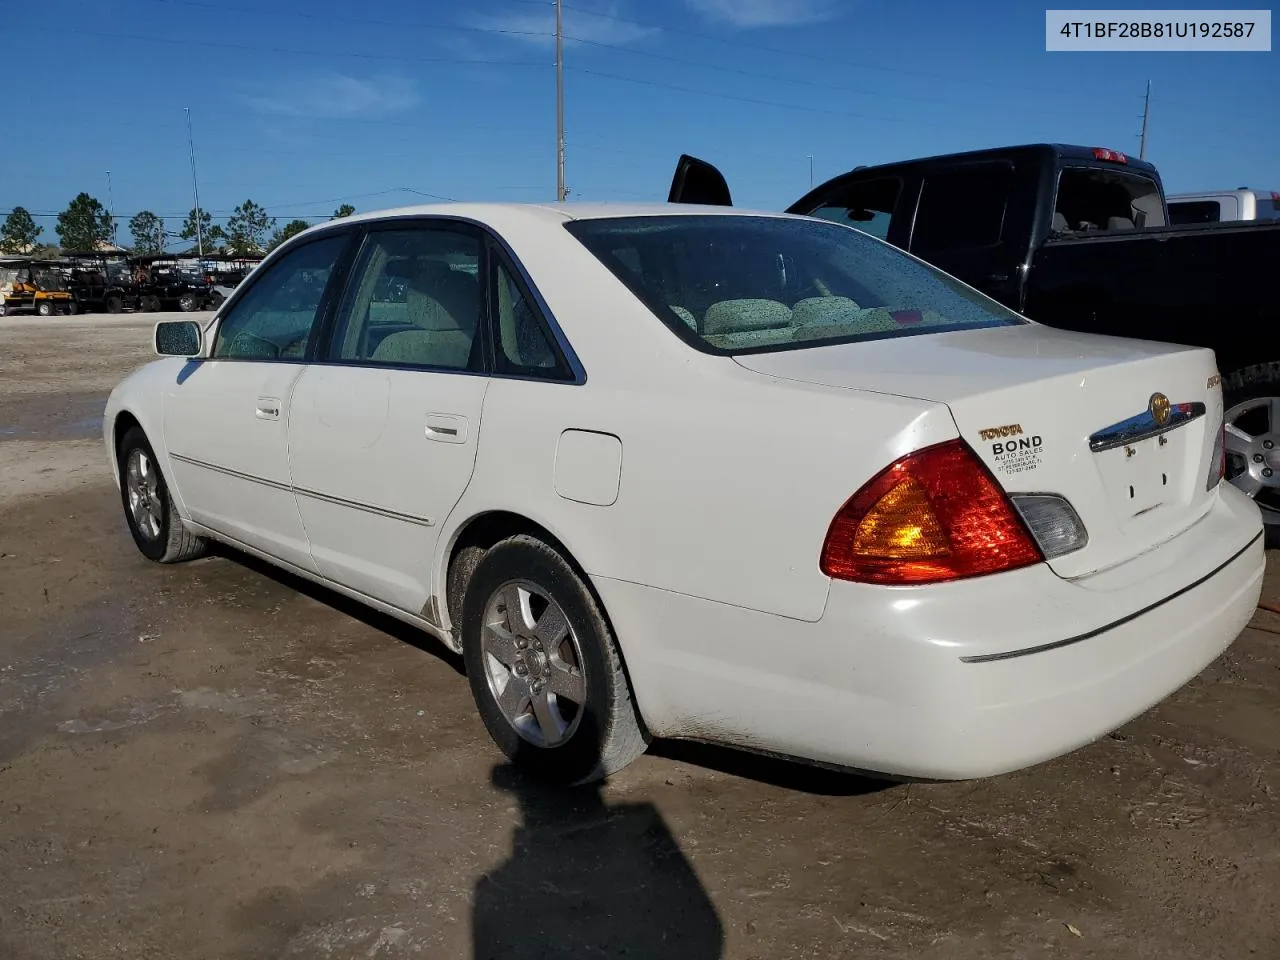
[469, 1, 657, 47]
[244, 74, 419, 119]
[683, 0, 839, 27]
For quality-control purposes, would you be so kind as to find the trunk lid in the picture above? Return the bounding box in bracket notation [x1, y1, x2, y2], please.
[734, 324, 1223, 579]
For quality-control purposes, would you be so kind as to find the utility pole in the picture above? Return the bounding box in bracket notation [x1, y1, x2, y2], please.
[1138, 80, 1151, 160]
[555, 0, 566, 201]
[105, 170, 116, 247]
[185, 107, 205, 258]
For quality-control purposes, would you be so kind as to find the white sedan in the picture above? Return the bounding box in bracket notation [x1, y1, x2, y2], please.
[105, 203, 1264, 784]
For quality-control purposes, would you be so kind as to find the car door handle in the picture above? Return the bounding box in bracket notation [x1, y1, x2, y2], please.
[255, 397, 281, 420]
[425, 413, 468, 443]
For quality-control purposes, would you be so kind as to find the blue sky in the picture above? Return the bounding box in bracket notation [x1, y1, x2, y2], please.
[4, 0, 1275, 245]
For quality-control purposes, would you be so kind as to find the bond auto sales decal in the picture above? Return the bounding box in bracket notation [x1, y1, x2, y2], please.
[977, 423, 1043, 476]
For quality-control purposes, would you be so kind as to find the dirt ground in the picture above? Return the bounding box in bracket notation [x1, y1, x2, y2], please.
[2, 313, 1280, 960]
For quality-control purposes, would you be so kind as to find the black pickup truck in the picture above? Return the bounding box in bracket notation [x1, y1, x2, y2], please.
[669, 143, 1280, 534]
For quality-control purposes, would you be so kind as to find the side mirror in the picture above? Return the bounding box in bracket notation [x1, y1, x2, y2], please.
[154, 319, 203, 358]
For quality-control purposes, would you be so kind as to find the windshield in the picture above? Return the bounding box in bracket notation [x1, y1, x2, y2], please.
[565, 215, 1026, 355]
[33, 269, 67, 291]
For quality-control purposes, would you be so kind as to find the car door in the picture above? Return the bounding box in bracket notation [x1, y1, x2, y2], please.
[902, 162, 1029, 307]
[286, 221, 491, 612]
[162, 231, 352, 572]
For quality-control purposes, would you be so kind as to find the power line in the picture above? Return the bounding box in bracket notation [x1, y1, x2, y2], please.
[49, 27, 549, 68]
[566, 66, 980, 130]
[558, 3, 1124, 101]
[144, 0, 554, 42]
[2, 186, 460, 221]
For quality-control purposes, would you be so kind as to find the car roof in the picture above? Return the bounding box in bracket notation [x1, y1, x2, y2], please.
[328, 201, 797, 232]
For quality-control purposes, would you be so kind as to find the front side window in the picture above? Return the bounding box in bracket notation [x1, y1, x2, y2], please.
[804, 177, 902, 241]
[329, 227, 483, 371]
[566, 215, 1025, 356]
[212, 235, 347, 360]
[912, 165, 1012, 253]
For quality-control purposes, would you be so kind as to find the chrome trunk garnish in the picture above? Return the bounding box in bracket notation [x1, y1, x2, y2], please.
[1089, 393, 1205, 453]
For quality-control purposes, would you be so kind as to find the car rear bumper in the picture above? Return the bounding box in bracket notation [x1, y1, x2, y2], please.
[596, 484, 1264, 780]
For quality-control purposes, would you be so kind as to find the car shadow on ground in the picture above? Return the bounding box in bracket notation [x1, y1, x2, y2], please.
[474, 763, 725, 960]
[650, 740, 894, 798]
[207, 543, 464, 676]
[209, 544, 895, 798]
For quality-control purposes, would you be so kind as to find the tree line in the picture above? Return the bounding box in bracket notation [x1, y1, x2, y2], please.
[0, 196, 358, 257]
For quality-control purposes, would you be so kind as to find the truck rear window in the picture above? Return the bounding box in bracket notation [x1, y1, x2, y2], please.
[1053, 168, 1166, 234]
[565, 215, 1026, 356]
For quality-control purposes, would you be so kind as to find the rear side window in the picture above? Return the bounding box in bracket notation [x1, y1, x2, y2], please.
[565, 215, 1025, 356]
[911, 165, 1012, 252]
[1168, 200, 1222, 225]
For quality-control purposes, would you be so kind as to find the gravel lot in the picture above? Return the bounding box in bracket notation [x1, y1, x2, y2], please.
[3, 312, 1280, 959]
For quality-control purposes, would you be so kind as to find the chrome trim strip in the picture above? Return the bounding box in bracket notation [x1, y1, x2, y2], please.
[960, 529, 1262, 664]
[169, 453, 434, 527]
[170, 452, 291, 492]
[1089, 401, 1206, 452]
[291, 484, 434, 527]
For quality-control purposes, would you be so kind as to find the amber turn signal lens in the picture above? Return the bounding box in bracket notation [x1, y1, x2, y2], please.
[821, 439, 1043, 585]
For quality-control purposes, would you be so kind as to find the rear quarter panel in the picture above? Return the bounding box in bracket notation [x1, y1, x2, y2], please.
[434, 215, 958, 624]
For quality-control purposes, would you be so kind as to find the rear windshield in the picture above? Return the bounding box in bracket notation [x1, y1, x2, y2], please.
[564, 215, 1025, 355]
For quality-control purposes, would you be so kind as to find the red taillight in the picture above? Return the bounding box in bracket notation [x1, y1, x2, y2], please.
[820, 439, 1043, 585]
[1092, 147, 1128, 163]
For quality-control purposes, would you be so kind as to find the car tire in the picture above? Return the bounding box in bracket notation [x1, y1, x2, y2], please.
[461, 534, 649, 784]
[117, 426, 207, 563]
[1223, 364, 1280, 547]
[36, 301, 53, 317]
[105, 295, 123, 314]
[178, 294, 197, 312]
[67, 301, 80, 315]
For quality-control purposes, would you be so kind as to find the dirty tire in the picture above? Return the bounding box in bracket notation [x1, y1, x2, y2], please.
[1223, 364, 1280, 548]
[461, 535, 648, 784]
[117, 426, 207, 564]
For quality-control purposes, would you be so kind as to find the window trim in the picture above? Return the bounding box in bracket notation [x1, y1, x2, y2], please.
[206, 226, 359, 364]
[313, 218, 492, 376]
[908, 161, 1015, 255]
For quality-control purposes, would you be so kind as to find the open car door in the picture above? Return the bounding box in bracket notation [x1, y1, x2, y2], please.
[667, 154, 733, 206]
